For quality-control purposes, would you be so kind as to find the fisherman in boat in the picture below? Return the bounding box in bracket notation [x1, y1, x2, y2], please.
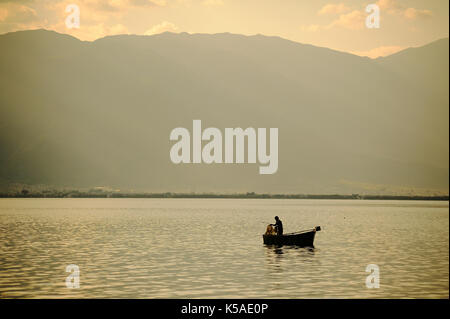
[271, 216, 283, 236]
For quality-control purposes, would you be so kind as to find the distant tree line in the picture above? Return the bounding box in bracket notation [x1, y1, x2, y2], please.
[0, 190, 448, 201]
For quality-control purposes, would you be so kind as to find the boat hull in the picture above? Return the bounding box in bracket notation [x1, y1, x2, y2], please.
[263, 229, 317, 247]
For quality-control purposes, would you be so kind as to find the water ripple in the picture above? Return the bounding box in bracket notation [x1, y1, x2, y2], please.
[0, 198, 448, 298]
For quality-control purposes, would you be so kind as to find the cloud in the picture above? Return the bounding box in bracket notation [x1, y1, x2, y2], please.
[376, 0, 432, 19]
[0, 3, 37, 23]
[49, 0, 166, 14]
[318, 3, 350, 15]
[129, 0, 167, 7]
[329, 10, 366, 30]
[303, 0, 433, 33]
[108, 23, 129, 34]
[351, 45, 405, 58]
[0, 0, 133, 41]
[302, 10, 365, 32]
[202, 0, 224, 6]
[44, 1, 140, 36]
[84, 0, 167, 12]
[144, 21, 178, 35]
[404, 7, 432, 20]
[0, 7, 7, 21]
[51, 21, 129, 41]
[300, 24, 321, 32]
[376, 0, 402, 14]
[0, 0, 172, 40]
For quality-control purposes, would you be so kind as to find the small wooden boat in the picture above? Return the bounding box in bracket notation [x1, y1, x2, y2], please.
[263, 226, 321, 247]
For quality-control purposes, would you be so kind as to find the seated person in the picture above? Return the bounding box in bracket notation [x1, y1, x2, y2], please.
[272, 216, 283, 235]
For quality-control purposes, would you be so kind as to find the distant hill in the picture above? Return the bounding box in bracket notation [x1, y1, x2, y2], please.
[0, 30, 448, 195]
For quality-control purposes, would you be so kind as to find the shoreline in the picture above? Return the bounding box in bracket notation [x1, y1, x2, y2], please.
[0, 192, 448, 201]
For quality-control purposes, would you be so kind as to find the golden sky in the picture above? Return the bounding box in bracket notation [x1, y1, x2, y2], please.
[0, 0, 448, 58]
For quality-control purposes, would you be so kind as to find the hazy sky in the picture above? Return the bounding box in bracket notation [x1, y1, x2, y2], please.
[0, 0, 448, 57]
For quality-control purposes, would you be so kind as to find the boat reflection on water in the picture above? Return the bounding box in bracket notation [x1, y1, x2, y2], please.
[273, 246, 284, 255]
[265, 245, 316, 257]
[264, 245, 316, 273]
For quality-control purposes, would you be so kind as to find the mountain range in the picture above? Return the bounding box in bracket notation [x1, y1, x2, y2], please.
[0, 30, 448, 195]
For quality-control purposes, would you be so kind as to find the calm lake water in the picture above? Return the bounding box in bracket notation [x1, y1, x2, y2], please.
[0, 198, 448, 298]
